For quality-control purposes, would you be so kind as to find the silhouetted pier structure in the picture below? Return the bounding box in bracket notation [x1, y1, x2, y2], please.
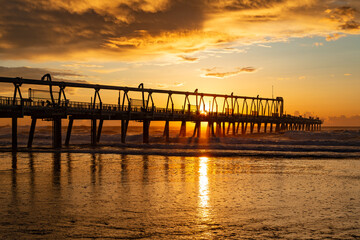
[0, 74, 322, 150]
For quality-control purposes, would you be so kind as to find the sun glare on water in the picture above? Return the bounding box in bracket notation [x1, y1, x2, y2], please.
[199, 156, 209, 211]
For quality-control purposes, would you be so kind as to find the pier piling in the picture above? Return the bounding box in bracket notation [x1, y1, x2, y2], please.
[27, 118, 36, 148]
[12, 117, 17, 150]
[143, 120, 150, 143]
[91, 118, 96, 146]
[65, 119, 73, 146]
[179, 121, 186, 137]
[97, 119, 103, 143]
[53, 118, 62, 149]
[121, 119, 128, 143]
[164, 120, 170, 142]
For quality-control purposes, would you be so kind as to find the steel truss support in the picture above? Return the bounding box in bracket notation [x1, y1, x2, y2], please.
[166, 94, 174, 113]
[13, 81, 23, 105]
[122, 90, 130, 111]
[58, 85, 67, 107]
[41, 74, 55, 106]
[231, 94, 240, 115]
[93, 88, 102, 110]
[183, 94, 191, 114]
[223, 97, 230, 115]
[211, 97, 218, 114]
[145, 91, 155, 111]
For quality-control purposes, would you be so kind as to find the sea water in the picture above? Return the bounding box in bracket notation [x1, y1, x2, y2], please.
[0, 126, 359, 239]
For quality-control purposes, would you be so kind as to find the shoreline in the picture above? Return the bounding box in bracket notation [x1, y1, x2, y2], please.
[1, 146, 359, 159]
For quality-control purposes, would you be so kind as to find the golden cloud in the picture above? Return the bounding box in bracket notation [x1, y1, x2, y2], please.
[0, 0, 359, 61]
[201, 67, 257, 78]
[326, 33, 347, 41]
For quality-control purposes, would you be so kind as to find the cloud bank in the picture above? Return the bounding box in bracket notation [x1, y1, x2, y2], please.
[0, 0, 359, 60]
[326, 115, 360, 126]
[0, 66, 89, 93]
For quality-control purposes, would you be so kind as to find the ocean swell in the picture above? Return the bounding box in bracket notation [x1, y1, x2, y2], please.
[0, 126, 359, 158]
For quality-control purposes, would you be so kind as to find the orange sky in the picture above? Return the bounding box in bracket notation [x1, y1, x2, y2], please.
[0, 0, 360, 126]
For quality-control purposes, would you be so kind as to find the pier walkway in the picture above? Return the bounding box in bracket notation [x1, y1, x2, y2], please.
[0, 74, 322, 149]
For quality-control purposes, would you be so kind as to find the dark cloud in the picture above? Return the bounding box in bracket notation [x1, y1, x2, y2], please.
[326, 6, 360, 30]
[0, 0, 206, 59]
[0, 66, 84, 81]
[0, 2, 119, 58]
[340, 20, 360, 30]
[326, 115, 360, 126]
[0, 66, 89, 94]
[331, 6, 357, 20]
[201, 66, 257, 78]
[0, 0, 359, 60]
[208, 0, 285, 11]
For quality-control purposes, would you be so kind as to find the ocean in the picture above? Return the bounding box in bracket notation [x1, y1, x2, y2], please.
[0, 125, 359, 239]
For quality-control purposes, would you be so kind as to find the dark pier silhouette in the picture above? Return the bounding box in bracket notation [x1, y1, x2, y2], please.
[0, 74, 322, 149]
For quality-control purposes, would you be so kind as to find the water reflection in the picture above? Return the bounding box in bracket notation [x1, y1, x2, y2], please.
[28, 152, 35, 205]
[67, 153, 72, 185]
[90, 153, 103, 186]
[11, 152, 17, 208]
[198, 157, 210, 220]
[181, 157, 186, 182]
[164, 156, 169, 179]
[11, 151, 17, 170]
[120, 154, 128, 185]
[52, 152, 61, 188]
[142, 155, 149, 183]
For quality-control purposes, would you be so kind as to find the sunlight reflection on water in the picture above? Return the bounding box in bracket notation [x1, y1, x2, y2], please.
[198, 156, 209, 219]
[199, 157, 209, 207]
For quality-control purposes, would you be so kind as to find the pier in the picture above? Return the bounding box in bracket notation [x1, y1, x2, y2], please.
[0, 74, 322, 149]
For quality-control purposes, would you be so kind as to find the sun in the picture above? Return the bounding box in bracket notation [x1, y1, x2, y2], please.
[200, 110, 208, 116]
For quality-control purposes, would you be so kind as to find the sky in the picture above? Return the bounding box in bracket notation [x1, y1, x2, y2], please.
[0, 0, 359, 126]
